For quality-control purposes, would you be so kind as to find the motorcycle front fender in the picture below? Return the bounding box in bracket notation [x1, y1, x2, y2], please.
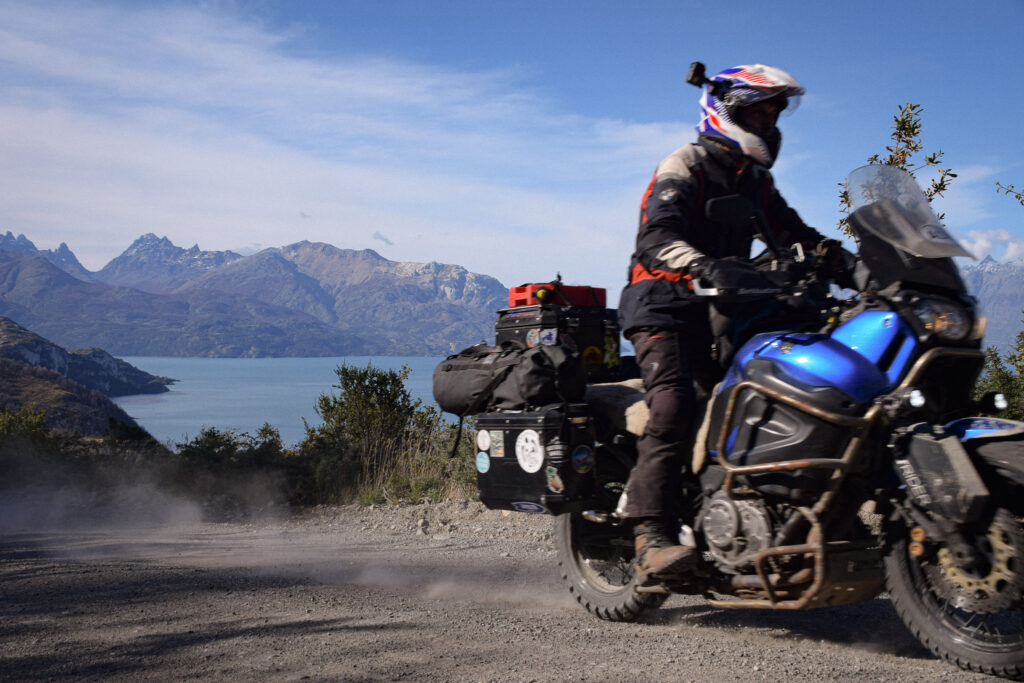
[948, 417, 1024, 488]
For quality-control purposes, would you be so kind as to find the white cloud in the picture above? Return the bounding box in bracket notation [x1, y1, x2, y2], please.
[957, 228, 1024, 262]
[0, 1, 677, 296]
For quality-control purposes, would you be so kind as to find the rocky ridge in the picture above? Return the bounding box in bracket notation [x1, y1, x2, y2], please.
[0, 230, 94, 282]
[0, 316, 173, 397]
[96, 233, 244, 293]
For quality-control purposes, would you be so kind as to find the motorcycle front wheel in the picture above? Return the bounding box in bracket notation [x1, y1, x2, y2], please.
[884, 508, 1024, 679]
[555, 512, 667, 622]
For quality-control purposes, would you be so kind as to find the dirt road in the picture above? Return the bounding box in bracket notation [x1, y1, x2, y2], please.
[0, 502, 994, 681]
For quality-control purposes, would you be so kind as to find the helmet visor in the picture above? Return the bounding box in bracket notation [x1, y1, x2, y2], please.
[724, 88, 801, 116]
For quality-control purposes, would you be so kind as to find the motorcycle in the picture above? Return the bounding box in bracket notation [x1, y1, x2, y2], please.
[546, 165, 1024, 678]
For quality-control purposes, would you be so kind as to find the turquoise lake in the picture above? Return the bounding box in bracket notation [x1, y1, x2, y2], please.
[113, 357, 444, 448]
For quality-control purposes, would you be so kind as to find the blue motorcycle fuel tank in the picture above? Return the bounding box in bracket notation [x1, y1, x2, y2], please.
[706, 310, 921, 498]
[706, 310, 920, 498]
[720, 309, 921, 405]
[720, 310, 919, 404]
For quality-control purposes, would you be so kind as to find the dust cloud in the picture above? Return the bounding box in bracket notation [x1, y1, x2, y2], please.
[0, 444, 569, 612]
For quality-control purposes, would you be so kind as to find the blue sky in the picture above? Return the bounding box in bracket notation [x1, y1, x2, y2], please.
[2, 0, 1022, 303]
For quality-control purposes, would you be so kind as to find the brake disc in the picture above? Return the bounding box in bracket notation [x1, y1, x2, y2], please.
[924, 510, 1024, 614]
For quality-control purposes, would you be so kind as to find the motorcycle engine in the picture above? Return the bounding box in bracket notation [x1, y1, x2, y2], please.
[699, 491, 773, 570]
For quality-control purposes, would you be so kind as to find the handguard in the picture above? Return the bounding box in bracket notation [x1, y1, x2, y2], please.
[689, 256, 784, 298]
[815, 238, 858, 290]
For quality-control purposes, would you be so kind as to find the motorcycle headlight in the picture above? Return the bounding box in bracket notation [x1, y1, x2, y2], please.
[912, 299, 972, 341]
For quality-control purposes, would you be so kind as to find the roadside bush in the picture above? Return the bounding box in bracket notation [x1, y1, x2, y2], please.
[296, 363, 475, 504]
[170, 423, 290, 517]
[974, 317, 1024, 420]
[175, 423, 286, 473]
[354, 407, 477, 505]
[3, 363, 477, 514]
[0, 403, 50, 441]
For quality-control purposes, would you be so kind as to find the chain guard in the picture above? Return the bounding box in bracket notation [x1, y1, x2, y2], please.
[922, 509, 1024, 614]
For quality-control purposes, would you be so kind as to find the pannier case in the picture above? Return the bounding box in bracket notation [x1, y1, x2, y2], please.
[495, 305, 620, 382]
[474, 405, 596, 515]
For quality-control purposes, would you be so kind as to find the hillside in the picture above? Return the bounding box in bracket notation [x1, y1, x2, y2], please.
[0, 316, 174, 396]
[0, 358, 141, 437]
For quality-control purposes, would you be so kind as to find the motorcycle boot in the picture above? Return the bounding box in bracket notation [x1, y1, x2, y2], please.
[633, 519, 698, 587]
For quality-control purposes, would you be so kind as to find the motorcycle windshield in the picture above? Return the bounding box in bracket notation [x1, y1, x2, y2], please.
[847, 164, 974, 259]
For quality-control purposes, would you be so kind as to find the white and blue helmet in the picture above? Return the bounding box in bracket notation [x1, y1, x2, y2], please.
[697, 64, 805, 168]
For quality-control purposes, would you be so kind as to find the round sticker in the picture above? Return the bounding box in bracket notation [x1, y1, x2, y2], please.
[515, 429, 544, 473]
[571, 445, 594, 474]
[581, 345, 603, 366]
[476, 452, 490, 473]
[476, 430, 491, 451]
[525, 329, 541, 348]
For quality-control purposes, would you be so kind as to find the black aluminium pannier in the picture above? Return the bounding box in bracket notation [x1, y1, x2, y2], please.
[474, 404, 597, 515]
[495, 304, 621, 382]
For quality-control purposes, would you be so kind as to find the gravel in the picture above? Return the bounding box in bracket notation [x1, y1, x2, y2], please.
[0, 500, 995, 681]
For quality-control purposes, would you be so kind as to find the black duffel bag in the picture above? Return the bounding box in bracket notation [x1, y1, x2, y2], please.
[432, 341, 586, 417]
[491, 343, 586, 410]
[432, 342, 523, 417]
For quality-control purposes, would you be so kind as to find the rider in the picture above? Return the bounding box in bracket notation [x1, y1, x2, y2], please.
[618, 64, 831, 586]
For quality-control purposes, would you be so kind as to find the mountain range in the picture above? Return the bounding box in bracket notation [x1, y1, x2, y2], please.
[958, 256, 1024, 352]
[0, 232, 507, 357]
[1, 231, 1022, 358]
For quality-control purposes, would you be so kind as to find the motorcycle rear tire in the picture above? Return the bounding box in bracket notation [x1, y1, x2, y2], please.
[884, 508, 1024, 680]
[556, 512, 667, 622]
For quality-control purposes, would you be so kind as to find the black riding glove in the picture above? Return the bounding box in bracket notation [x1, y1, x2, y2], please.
[815, 239, 857, 289]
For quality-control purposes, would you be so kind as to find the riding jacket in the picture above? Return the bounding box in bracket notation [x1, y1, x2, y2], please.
[618, 135, 824, 336]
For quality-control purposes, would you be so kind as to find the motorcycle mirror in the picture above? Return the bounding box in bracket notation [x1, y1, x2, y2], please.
[705, 195, 755, 228]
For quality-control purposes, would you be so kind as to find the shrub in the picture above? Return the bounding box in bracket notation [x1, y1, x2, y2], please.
[975, 319, 1024, 420]
[297, 363, 476, 504]
[2, 364, 477, 513]
[0, 403, 49, 441]
[354, 408, 477, 505]
[175, 423, 286, 473]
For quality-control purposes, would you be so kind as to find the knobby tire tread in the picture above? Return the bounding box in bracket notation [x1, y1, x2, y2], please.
[884, 520, 1024, 681]
[557, 558, 666, 622]
[555, 514, 666, 623]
